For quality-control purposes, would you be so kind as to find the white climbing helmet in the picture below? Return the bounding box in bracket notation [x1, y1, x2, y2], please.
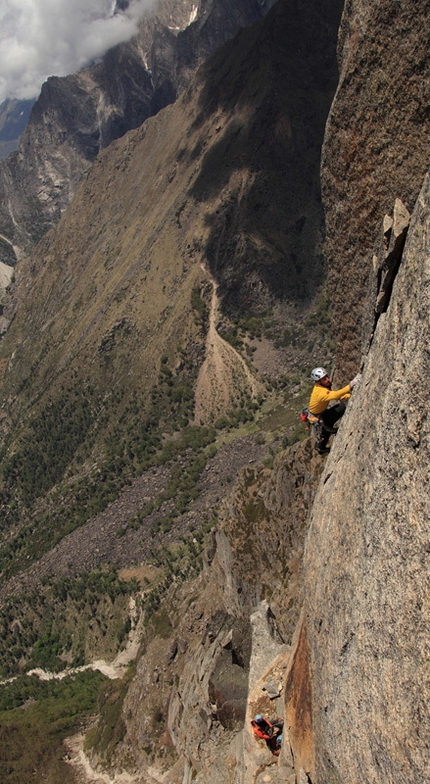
[311, 367, 328, 382]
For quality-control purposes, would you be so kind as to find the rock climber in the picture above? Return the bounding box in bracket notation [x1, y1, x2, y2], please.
[270, 732, 283, 757]
[251, 714, 284, 755]
[308, 367, 361, 455]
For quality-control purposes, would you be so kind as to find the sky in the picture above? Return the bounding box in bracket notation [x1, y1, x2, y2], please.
[0, 0, 155, 104]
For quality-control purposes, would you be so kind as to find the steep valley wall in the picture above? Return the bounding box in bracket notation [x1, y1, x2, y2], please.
[102, 440, 324, 784]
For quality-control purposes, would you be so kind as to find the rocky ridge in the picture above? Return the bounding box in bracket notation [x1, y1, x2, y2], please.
[103, 438, 323, 784]
[0, 0, 341, 454]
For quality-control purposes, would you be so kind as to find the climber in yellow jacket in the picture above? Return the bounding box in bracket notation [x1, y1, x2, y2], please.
[308, 367, 361, 454]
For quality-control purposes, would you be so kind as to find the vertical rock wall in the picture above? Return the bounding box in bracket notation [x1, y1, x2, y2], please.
[303, 172, 430, 783]
[321, 0, 430, 378]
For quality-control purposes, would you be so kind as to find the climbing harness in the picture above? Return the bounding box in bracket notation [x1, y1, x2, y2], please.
[300, 408, 325, 450]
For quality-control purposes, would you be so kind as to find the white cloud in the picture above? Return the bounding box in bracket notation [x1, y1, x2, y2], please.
[0, 0, 154, 103]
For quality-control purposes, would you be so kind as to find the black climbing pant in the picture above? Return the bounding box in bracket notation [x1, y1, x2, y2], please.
[318, 402, 346, 448]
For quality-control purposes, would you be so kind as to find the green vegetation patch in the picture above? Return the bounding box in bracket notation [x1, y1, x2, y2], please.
[0, 669, 107, 784]
[191, 286, 209, 324]
[1, 385, 98, 505]
[218, 308, 274, 350]
[84, 666, 134, 766]
[0, 567, 138, 678]
[0, 352, 215, 579]
[0, 383, 101, 534]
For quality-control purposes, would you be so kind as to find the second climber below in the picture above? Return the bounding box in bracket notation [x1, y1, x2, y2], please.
[308, 367, 361, 455]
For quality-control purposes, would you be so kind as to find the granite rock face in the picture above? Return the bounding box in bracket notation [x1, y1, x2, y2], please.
[303, 171, 430, 784]
[321, 0, 430, 379]
[361, 197, 411, 357]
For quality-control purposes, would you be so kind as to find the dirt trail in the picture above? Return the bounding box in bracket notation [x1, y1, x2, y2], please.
[64, 733, 143, 784]
[6, 593, 166, 784]
[63, 599, 150, 784]
[17, 597, 141, 686]
[64, 730, 169, 784]
[194, 266, 260, 424]
[0, 256, 14, 288]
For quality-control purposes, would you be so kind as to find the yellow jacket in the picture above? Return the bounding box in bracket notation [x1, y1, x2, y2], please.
[309, 383, 351, 415]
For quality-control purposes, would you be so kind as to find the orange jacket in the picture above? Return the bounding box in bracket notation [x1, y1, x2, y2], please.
[251, 719, 273, 740]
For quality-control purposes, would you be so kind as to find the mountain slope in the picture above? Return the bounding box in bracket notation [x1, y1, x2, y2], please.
[0, 99, 34, 160]
[0, 0, 342, 571]
[0, 0, 273, 264]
